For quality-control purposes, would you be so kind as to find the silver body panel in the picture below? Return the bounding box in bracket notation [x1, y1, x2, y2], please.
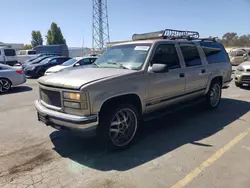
[0, 64, 26, 86]
[36, 39, 232, 131]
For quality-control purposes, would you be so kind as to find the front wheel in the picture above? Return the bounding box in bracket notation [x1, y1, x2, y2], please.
[97, 104, 140, 150]
[0, 78, 11, 93]
[235, 82, 242, 88]
[205, 81, 222, 109]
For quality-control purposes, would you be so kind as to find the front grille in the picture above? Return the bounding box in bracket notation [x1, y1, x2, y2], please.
[40, 88, 61, 107]
[241, 75, 250, 82]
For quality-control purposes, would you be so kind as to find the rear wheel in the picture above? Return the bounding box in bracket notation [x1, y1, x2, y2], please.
[97, 103, 140, 150]
[0, 78, 11, 93]
[205, 80, 221, 109]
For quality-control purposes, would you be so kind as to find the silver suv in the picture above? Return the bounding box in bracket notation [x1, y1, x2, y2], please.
[35, 29, 232, 150]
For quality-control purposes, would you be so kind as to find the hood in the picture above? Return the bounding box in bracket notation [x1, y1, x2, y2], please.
[241, 61, 250, 69]
[46, 65, 66, 73]
[38, 67, 136, 89]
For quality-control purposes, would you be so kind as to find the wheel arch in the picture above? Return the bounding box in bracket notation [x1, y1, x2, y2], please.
[205, 76, 223, 94]
[0, 77, 12, 85]
[99, 93, 143, 118]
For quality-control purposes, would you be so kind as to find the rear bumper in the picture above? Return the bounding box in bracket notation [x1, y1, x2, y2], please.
[35, 100, 98, 132]
[13, 74, 26, 86]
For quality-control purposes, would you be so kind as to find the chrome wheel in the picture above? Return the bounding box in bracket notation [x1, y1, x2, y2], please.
[109, 108, 138, 147]
[209, 84, 221, 107]
[0, 79, 11, 93]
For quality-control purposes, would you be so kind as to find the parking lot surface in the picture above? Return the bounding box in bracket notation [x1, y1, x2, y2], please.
[1, 70, 250, 188]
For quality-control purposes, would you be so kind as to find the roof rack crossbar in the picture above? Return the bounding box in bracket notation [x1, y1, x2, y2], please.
[132, 29, 200, 41]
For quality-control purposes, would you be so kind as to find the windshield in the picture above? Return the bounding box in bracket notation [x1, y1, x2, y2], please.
[62, 58, 78, 66]
[94, 44, 151, 70]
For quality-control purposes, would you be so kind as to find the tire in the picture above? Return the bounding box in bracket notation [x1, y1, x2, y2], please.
[0, 78, 11, 93]
[97, 103, 140, 150]
[205, 80, 222, 109]
[235, 82, 242, 88]
[37, 69, 45, 78]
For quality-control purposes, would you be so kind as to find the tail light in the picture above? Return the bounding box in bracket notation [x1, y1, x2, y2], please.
[16, 69, 23, 74]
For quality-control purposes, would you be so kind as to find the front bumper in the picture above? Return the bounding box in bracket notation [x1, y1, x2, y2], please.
[35, 100, 98, 132]
[235, 72, 250, 84]
[23, 69, 37, 77]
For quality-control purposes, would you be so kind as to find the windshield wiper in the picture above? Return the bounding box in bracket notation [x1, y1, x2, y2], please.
[107, 62, 131, 69]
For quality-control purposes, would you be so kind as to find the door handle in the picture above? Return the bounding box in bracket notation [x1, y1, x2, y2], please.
[201, 69, 206, 74]
[179, 73, 185, 78]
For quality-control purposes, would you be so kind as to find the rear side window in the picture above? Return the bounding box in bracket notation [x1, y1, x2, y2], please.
[180, 44, 202, 67]
[4, 49, 16, 56]
[201, 42, 229, 64]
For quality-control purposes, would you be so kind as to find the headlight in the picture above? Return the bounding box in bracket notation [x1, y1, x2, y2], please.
[63, 92, 82, 100]
[237, 66, 245, 72]
[63, 101, 81, 109]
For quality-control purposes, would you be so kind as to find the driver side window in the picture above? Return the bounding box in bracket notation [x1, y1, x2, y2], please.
[49, 59, 57, 64]
[152, 44, 181, 69]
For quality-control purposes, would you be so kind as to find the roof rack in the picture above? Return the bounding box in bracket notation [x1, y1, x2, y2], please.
[132, 29, 200, 41]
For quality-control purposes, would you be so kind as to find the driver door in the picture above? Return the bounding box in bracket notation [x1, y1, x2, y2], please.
[145, 43, 186, 113]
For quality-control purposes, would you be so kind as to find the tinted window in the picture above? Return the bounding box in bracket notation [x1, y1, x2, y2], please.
[57, 58, 70, 64]
[236, 50, 245, 56]
[27, 50, 36, 55]
[4, 49, 16, 56]
[50, 59, 57, 64]
[152, 44, 180, 69]
[180, 44, 202, 67]
[201, 42, 229, 64]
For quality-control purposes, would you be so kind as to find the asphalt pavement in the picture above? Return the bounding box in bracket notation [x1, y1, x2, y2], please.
[1, 69, 250, 188]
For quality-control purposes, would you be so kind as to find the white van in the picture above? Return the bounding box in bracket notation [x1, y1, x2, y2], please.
[0, 47, 18, 66]
[16, 50, 37, 64]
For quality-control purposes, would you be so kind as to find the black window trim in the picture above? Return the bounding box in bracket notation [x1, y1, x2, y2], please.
[151, 43, 182, 70]
[179, 43, 202, 67]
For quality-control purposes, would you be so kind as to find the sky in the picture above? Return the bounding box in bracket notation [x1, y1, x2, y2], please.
[1, 0, 250, 47]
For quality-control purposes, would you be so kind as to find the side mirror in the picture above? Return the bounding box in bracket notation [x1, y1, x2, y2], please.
[74, 63, 80, 67]
[151, 63, 169, 73]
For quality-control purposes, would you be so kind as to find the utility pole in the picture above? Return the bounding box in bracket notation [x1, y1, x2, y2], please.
[92, 0, 110, 51]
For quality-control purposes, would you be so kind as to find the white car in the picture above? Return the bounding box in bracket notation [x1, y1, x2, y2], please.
[44, 56, 98, 75]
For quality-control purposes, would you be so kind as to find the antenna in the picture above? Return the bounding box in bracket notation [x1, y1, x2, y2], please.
[92, 0, 110, 51]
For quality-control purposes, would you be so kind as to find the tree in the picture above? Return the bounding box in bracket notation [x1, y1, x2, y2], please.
[24, 44, 32, 50]
[31, 31, 43, 47]
[46, 22, 66, 45]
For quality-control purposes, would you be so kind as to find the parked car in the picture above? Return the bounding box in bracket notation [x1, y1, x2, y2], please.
[229, 48, 249, 66]
[21, 53, 59, 65]
[234, 60, 250, 87]
[23, 56, 71, 77]
[21, 54, 57, 70]
[0, 64, 26, 93]
[35, 29, 232, 150]
[44, 56, 98, 75]
[0, 47, 18, 66]
[16, 50, 37, 64]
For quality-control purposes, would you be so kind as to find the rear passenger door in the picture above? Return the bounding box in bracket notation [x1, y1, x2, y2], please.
[179, 43, 208, 93]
